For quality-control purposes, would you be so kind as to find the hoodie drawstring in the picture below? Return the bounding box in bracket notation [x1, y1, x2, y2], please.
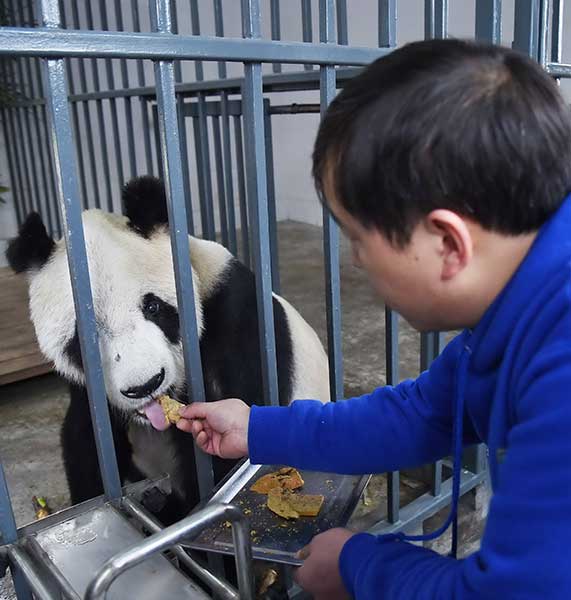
[377, 344, 471, 559]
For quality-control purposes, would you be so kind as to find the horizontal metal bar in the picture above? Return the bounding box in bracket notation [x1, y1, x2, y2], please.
[368, 469, 486, 536]
[84, 503, 254, 600]
[0, 27, 387, 65]
[546, 62, 571, 77]
[122, 499, 239, 600]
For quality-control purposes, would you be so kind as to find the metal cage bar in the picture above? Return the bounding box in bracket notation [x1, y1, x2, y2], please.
[320, 0, 344, 402]
[39, 0, 122, 501]
[475, 0, 502, 43]
[379, 0, 397, 47]
[150, 0, 214, 499]
[241, 0, 280, 407]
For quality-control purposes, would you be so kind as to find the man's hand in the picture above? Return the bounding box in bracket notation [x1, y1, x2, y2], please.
[294, 528, 354, 600]
[177, 398, 250, 459]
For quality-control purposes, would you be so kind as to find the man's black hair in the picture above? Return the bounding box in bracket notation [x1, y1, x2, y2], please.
[313, 39, 571, 246]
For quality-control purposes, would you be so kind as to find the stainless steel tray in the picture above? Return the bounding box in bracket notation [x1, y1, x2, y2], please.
[184, 461, 369, 566]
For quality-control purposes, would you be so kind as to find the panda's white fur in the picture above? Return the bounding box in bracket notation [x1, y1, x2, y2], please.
[8, 176, 330, 521]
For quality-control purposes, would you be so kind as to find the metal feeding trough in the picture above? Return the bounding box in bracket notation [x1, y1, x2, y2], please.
[1, 465, 368, 599]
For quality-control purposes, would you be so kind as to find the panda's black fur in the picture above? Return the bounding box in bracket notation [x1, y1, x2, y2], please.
[7, 176, 323, 526]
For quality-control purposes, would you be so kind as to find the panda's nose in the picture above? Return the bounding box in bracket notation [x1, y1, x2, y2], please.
[120, 368, 165, 399]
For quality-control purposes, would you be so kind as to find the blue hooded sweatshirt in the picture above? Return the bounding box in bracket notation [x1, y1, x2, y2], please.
[248, 196, 571, 598]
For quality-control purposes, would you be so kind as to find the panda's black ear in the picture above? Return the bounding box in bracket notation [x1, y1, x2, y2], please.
[122, 176, 169, 238]
[6, 212, 55, 273]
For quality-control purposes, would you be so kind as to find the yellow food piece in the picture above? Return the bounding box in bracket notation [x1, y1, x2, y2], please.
[267, 488, 299, 519]
[250, 467, 304, 494]
[288, 493, 324, 517]
[158, 395, 184, 424]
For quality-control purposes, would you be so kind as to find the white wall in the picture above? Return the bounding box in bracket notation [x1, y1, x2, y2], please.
[2, 0, 570, 255]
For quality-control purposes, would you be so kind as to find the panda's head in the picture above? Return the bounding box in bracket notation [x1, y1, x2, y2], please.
[6, 176, 212, 429]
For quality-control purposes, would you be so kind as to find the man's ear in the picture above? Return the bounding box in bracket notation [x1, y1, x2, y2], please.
[424, 209, 474, 280]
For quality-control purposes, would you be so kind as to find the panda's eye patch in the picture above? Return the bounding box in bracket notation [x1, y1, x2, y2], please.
[141, 293, 180, 344]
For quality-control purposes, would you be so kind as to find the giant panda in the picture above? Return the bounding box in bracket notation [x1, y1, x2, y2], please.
[7, 175, 330, 523]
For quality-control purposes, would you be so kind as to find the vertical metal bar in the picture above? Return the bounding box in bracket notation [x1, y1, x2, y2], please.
[270, 0, 283, 73]
[192, 115, 208, 237]
[0, 463, 33, 599]
[189, 0, 204, 81]
[336, 0, 348, 44]
[425, 0, 448, 39]
[234, 115, 250, 267]
[213, 0, 228, 78]
[60, 0, 88, 211]
[241, 0, 279, 407]
[264, 104, 280, 294]
[551, 0, 563, 62]
[385, 309, 400, 523]
[301, 0, 314, 70]
[169, 0, 183, 83]
[150, 0, 214, 500]
[538, 0, 551, 67]
[98, 0, 125, 190]
[85, 0, 113, 211]
[513, 0, 541, 59]
[70, 0, 100, 210]
[114, 0, 138, 178]
[177, 95, 195, 236]
[221, 98, 237, 255]
[131, 0, 154, 174]
[197, 96, 216, 240]
[379, 0, 397, 47]
[320, 0, 343, 402]
[0, 108, 23, 226]
[39, 0, 122, 501]
[152, 104, 164, 180]
[212, 115, 229, 247]
[475, 0, 502, 43]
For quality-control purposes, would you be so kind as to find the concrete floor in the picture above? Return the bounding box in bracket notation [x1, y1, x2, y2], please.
[0, 220, 486, 597]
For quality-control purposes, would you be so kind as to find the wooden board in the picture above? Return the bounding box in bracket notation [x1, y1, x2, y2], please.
[0, 267, 52, 386]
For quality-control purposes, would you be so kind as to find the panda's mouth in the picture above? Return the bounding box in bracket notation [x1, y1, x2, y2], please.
[132, 387, 182, 431]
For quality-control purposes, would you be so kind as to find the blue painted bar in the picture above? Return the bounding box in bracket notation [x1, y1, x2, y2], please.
[212, 115, 229, 247]
[551, 0, 563, 62]
[385, 309, 400, 522]
[221, 96, 238, 255]
[475, 0, 502, 43]
[40, 0, 121, 502]
[320, 0, 344, 403]
[234, 115, 251, 267]
[197, 94, 216, 240]
[177, 95, 195, 236]
[0, 27, 387, 66]
[301, 0, 314, 70]
[0, 463, 32, 599]
[99, 0, 125, 190]
[264, 105, 280, 294]
[241, 0, 279, 407]
[270, 0, 282, 73]
[513, 0, 540, 59]
[169, 0, 183, 83]
[85, 0, 114, 212]
[379, 0, 397, 47]
[153, 104, 165, 180]
[150, 0, 214, 500]
[191, 115, 209, 237]
[337, 0, 348, 45]
[189, 0, 205, 81]
[114, 0, 138, 178]
[213, 0, 228, 79]
[425, 0, 449, 39]
[538, 0, 551, 67]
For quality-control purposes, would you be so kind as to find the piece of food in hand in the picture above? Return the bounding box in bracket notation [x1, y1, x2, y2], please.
[250, 467, 304, 494]
[288, 493, 324, 517]
[258, 568, 279, 596]
[267, 488, 300, 519]
[158, 395, 185, 424]
[32, 496, 51, 520]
